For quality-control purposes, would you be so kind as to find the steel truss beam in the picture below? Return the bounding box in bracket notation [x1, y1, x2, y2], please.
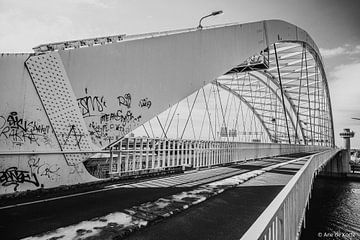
[214, 82, 273, 141]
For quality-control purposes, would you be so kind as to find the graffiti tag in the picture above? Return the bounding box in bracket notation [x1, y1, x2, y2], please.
[0, 112, 51, 146]
[28, 157, 60, 180]
[77, 92, 107, 118]
[0, 167, 41, 191]
[138, 98, 152, 109]
[117, 93, 131, 109]
[61, 125, 85, 149]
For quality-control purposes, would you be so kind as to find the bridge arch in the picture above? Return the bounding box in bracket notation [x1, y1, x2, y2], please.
[217, 40, 334, 146]
[0, 19, 335, 195]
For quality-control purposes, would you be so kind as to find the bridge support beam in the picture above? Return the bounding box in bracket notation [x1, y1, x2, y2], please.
[320, 128, 354, 177]
[320, 150, 349, 177]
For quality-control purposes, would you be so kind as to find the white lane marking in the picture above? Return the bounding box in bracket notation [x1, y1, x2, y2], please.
[132, 181, 168, 188]
[116, 169, 245, 189]
[0, 187, 115, 210]
[145, 179, 182, 186]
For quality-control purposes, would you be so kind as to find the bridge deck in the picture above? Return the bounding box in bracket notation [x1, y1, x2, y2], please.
[126, 158, 309, 240]
[0, 153, 311, 239]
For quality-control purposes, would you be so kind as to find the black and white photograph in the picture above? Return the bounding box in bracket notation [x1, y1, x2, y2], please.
[0, 0, 360, 239]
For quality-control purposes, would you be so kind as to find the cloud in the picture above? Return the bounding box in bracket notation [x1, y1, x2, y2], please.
[320, 44, 360, 58]
[74, 0, 110, 8]
[320, 46, 346, 57]
[0, 9, 76, 53]
[328, 61, 360, 147]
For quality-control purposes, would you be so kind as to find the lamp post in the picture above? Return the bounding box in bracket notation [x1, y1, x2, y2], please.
[197, 10, 223, 29]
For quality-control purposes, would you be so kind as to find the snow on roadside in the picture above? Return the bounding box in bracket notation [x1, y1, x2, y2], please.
[22, 212, 146, 240]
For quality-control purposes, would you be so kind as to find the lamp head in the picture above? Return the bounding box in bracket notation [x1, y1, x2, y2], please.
[211, 10, 223, 16]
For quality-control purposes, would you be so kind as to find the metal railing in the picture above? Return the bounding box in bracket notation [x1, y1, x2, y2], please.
[240, 148, 339, 240]
[0, 136, 331, 179]
[32, 22, 242, 53]
[106, 137, 329, 177]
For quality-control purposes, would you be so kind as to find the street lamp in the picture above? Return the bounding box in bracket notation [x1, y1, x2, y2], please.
[197, 10, 223, 29]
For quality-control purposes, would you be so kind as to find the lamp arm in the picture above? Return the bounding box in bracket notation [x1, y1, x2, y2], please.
[197, 14, 212, 29]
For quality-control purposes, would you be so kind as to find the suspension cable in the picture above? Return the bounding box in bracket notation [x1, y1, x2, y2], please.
[274, 44, 291, 144]
[142, 124, 150, 138]
[180, 90, 200, 139]
[202, 86, 216, 140]
[160, 106, 172, 138]
[295, 46, 305, 144]
[186, 97, 197, 139]
[215, 82, 229, 142]
[165, 102, 180, 136]
[156, 116, 168, 138]
[304, 46, 314, 144]
[148, 120, 155, 138]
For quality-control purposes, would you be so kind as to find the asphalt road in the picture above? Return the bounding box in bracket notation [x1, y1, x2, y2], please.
[0, 153, 311, 239]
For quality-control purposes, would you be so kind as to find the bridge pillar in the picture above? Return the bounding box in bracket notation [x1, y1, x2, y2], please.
[321, 129, 354, 177]
[340, 128, 355, 152]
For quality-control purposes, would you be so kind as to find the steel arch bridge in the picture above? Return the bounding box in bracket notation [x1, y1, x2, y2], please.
[0, 20, 334, 194]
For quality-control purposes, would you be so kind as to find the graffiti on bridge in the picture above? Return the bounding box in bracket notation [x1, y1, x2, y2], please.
[28, 156, 60, 181]
[138, 98, 152, 109]
[117, 93, 131, 109]
[77, 88, 107, 118]
[77, 90, 153, 146]
[88, 109, 142, 145]
[0, 167, 42, 191]
[0, 111, 51, 146]
[61, 125, 85, 149]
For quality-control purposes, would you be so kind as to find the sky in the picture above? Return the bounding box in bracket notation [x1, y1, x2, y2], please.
[0, 0, 359, 147]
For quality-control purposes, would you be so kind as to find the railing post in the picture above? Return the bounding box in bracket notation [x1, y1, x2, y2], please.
[220, 142, 223, 164]
[236, 142, 240, 162]
[145, 138, 150, 170]
[205, 141, 208, 167]
[172, 140, 176, 167]
[190, 141, 193, 167]
[227, 142, 229, 164]
[151, 138, 156, 169]
[162, 139, 166, 168]
[177, 140, 180, 167]
[181, 141, 185, 170]
[125, 138, 130, 173]
[139, 137, 144, 171]
[211, 141, 214, 166]
[197, 141, 201, 167]
[166, 139, 170, 168]
[216, 142, 221, 165]
[132, 137, 137, 172]
[117, 140, 122, 176]
[277, 205, 284, 239]
[187, 140, 191, 167]
[183, 141, 187, 167]
[109, 147, 114, 178]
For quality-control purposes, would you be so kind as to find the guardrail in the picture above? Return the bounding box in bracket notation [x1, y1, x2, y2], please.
[106, 137, 330, 177]
[240, 148, 339, 240]
[0, 137, 331, 179]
